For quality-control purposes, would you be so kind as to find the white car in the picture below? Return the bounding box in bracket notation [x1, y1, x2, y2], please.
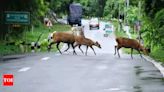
[89, 18, 99, 30]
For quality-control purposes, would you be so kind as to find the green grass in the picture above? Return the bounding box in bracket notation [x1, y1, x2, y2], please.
[115, 29, 127, 38]
[0, 44, 20, 55]
[150, 48, 164, 62]
[25, 23, 71, 42]
[0, 24, 71, 55]
[130, 32, 138, 39]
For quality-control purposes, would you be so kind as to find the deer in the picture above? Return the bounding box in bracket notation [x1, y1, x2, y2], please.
[114, 37, 150, 59]
[47, 31, 77, 55]
[74, 36, 101, 55]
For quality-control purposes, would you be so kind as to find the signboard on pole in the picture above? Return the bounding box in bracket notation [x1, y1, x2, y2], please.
[4, 11, 30, 25]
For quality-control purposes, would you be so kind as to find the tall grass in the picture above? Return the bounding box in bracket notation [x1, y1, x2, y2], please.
[150, 47, 164, 62]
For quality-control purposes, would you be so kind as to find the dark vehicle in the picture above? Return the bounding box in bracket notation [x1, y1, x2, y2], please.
[67, 3, 82, 26]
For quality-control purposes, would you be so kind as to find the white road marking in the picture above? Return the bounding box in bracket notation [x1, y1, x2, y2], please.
[41, 57, 50, 61]
[55, 53, 61, 56]
[105, 88, 121, 91]
[96, 65, 108, 70]
[18, 67, 31, 72]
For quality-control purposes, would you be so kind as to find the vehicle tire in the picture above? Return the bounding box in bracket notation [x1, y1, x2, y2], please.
[78, 23, 81, 26]
[69, 22, 73, 27]
[97, 26, 99, 29]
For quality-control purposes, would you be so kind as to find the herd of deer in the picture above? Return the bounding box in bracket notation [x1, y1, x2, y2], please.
[47, 26, 150, 59]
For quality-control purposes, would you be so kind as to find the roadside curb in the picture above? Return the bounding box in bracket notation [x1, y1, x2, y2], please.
[0, 53, 36, 61]
[0, 54, 26, 61]
[143, 55, 164, 77]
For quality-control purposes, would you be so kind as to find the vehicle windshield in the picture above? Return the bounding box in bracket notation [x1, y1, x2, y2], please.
[69, 3, 82, 17]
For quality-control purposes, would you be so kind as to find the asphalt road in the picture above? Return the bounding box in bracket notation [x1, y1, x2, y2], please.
[0, 20, 164, 92]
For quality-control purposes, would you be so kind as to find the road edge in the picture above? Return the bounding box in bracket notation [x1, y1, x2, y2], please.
[0, 53, 37, 61]
[143, 55, 164, 77]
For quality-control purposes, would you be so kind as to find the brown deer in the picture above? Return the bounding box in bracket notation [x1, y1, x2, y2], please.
[74, 36, 101, 55]
[47, 31, 76, 54]
[114, 37, 150, 59]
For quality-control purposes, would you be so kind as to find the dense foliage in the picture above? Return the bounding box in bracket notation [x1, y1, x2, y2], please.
[142, 0, 164, 49]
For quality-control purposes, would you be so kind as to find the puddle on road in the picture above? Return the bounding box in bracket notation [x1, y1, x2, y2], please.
[134, 66, 161, 76]
[134, 66, 144, 75]
[135, 69, 144, 75]
[134, 66, 142, 69]
[140, 77, 164, 81]
[134, 65, 164, 86]
[133, 85, 142, 92]
[140, 76, 164, 86]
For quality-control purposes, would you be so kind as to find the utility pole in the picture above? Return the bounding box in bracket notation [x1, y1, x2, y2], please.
[137, 1, 142, 44]
[117, 1, 121, 31]
[125, 0, 129, 24]
[126, 0, 129, 7]
[118, 2, 120, 19]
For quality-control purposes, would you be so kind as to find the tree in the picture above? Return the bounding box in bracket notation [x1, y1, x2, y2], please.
[141, 0, 164, 49]
[104, 0, 125, 19]
[144, 0, 164, 18]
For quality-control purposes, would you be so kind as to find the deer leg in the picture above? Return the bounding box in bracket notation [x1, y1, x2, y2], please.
[56, 42, 62, 54]
[47, 43, 52, 52]
[131, 48, 133, 59]
[64, 43, 70, 52]
[90, 46, 96, 55]
[137, 50, 143, 58]
[114, 45, 117, 55]
[47, 42, 55, 52]
[74, 44, 78, 48]
[71, 43, 77, 55]
[79, 45, 84, 54]
[117, 46, 121, 58]
[85, 46, 89, 56]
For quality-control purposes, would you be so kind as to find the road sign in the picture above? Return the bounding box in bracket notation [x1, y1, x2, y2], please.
[46, 20, 52, 27]
[4, 11, 30, 25]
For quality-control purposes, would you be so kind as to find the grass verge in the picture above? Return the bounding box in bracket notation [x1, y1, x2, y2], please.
[0, 23, 71, 56]
[25, 23, 71, 52]
[150, 48, 164, 62]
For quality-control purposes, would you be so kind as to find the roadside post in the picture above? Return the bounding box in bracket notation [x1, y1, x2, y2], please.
[46, 20, 52, 32]
[136, 20, 143, 44]
[123, 24, 131, 38]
